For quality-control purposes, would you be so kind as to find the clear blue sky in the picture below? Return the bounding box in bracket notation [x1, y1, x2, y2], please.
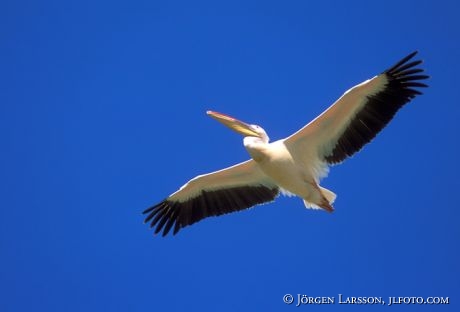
[1, 0, 459, 311]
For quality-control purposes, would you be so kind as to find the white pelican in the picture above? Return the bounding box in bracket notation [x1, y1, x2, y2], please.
[144, 51, 428, 236]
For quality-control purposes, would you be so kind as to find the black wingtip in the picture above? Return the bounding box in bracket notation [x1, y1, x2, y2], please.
[142, 206, 154, 214]
[385, 51, 419, 74]
[324, 51, 428, 164]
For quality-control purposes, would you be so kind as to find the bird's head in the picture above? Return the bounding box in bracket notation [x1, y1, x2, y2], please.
[207, 110, 269, 143]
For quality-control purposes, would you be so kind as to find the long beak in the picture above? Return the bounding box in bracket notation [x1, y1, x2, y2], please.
[207, 111, 260, 137]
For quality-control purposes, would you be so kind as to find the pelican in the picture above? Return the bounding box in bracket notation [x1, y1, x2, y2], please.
[143, 51, 428, 236]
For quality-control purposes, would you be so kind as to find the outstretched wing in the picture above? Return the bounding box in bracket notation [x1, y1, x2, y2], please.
[143, 160, 279, 236]
[285, 51, 428, 165]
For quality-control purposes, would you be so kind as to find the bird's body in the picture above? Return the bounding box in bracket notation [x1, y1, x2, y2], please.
[244, 138, 333, 211]
[144, 51, 429, 236]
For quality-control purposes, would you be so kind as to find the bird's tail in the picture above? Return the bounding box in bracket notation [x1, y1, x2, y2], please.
[303, 186, 336, 212]
[320, 186, 336, 205]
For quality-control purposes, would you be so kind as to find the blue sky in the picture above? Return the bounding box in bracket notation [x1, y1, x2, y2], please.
[1, 0, 459, 311]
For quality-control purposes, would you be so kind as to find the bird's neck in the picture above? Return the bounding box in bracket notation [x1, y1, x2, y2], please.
[244, 136, 268, 162]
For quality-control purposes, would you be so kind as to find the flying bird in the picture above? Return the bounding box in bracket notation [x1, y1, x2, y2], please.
[143, 51, 428, 236]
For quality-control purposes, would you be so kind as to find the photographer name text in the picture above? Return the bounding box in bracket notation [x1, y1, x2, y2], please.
[282, 294, 449, 306]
